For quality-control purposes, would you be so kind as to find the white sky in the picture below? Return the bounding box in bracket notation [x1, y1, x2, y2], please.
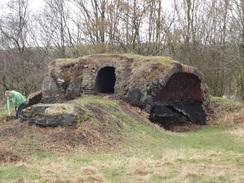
[0, 0, 172, 17]
[0, 0, 171, 10]
[0, 0, 44, 10]
[30, 0, 44, 10]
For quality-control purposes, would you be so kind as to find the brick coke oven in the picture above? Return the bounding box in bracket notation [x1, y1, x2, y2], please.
[41, 54, 208, 130]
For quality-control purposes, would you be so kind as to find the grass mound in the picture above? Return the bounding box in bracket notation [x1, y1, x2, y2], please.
[0, 96, 162, 154]
[0, 96, 244, 182]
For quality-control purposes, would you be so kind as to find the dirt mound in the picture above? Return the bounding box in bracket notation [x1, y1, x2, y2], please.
[0, 97, 156, 155]
[0, 98, 137, 154]
[0, 120, 122, 154]
[0, 143, 24, 163]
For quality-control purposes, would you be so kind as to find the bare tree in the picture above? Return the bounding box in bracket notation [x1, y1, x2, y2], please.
[0, 0, 47, 96]
[0, 0, 31, 53]
[35, 0, 75, 58]
[228, 0, 244, 100]
[73, 0, 108, 44]
[144, 0, 162, 55]
[0, 0, 243, 100]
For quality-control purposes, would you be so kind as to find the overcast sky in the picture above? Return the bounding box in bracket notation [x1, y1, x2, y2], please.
[0, 0, 44, 10]
[0, 0, 172, 10]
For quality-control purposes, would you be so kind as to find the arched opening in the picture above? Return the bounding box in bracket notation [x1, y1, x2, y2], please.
[154, 73, 203, 101]
[95, 67, 116, 94]
[149, 73, 206, 132]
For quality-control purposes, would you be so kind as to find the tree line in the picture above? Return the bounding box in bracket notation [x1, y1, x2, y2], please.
[0, 0, 243, 101]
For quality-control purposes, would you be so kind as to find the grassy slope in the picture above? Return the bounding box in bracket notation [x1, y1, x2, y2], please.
[0, 96, 244, 183]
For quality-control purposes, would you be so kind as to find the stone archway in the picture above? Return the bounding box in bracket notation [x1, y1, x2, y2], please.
[95, 67, 116, 94]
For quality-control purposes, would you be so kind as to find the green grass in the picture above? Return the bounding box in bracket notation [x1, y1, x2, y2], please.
[0, 109, 8, 116]
[0, 109, 8, 127]
[210, 96, 244, 109]
[171, 126, 244, 152]
[0, 166, 41, 182]
[1, 124, 244, 183]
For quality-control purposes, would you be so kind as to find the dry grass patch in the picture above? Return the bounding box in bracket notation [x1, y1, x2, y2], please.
[1, 148, 244, 183]
[122, 149, 244, 182]
[223, 109, 244, 124]
[223, 109, 244, 140]
[170, 163, 244, 183]
[125, 157, 165, 183]
[228, 126, 244, 141]
[76, 167, 106, 183]
[21, 157, 107, 183]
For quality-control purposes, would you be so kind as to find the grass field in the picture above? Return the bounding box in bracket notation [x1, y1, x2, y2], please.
[0, 96, 244, 183]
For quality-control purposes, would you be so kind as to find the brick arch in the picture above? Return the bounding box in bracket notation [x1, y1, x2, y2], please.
[154, 72, 204, 101]
[149, 72, 206, 131]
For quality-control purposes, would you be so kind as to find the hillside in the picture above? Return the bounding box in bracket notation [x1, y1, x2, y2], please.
[1, 96, 161, 151]
[0, 96, 243, 182]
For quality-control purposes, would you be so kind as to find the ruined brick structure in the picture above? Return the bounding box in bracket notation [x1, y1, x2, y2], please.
[39, 54, 208, 129]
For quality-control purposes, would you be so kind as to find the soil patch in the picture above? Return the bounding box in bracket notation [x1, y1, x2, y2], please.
[0, 117, 124, 155]
[0, 143, 24, 163]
